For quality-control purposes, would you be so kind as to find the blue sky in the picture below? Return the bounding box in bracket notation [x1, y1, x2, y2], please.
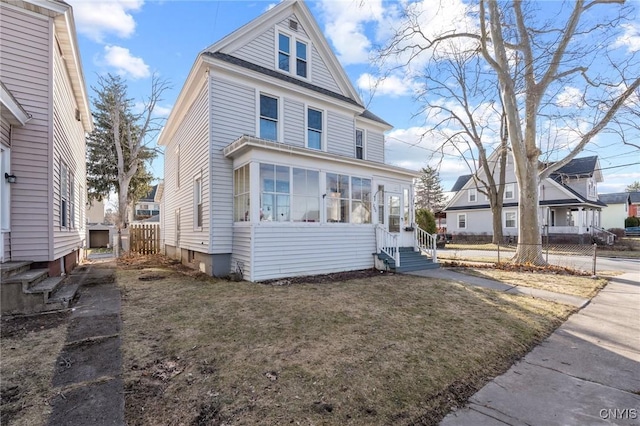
[69, 0, 640, 194]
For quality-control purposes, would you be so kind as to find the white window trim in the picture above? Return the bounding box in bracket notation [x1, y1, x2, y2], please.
[305, 105, 325, 151]
[504, 210, 517, 228]
[1, 147, 10, 232]
[457, 213, 467, 229]
[468, 188, 477, 203]
[355, 128, 365, 160]
[274, 28, 312, 81]
[194, 176, 203, 230]
[256, 91, 281, 142]
[504, 183, 514, 200]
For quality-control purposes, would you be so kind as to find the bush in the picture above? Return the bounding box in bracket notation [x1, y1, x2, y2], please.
[607, 228, 625, 239]
[625, 216, 640, 227]
[415, 209, 437, 234]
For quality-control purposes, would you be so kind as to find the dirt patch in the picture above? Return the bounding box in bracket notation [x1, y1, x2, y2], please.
[1, 310, 70, 339]
[260, 268, 390, 285]
[52, 336, 122, 387]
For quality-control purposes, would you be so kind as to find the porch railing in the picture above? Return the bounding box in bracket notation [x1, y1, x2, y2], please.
[415, 226, 438, 263]
[376, 225, 400, 267]
[591, 226, 615, 245]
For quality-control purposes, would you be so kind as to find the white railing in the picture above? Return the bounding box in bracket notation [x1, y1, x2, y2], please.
[415, 226, 438, 263]
[591, 226, 615, 245]
[376, 225, 400, 267]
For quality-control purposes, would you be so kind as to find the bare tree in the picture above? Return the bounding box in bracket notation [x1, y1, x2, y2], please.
[380, 0, 640, 263]
[90, 74, 170, 251]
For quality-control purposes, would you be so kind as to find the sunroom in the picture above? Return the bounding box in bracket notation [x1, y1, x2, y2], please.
[224, 136, 419, 282]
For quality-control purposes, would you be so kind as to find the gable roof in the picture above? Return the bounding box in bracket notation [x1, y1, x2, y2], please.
[549, 156, 601, 181]
[206, 0, 361, 105]
[630, 192, 640, 204]
[451, 175, 472, 192]
[139, 184, 158, 203]
[598, 192, 629, 205]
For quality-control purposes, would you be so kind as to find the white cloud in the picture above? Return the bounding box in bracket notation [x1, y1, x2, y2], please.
[133, 102, 172, 118]
[613, 23, 640, 53]
[71, 0, 144, 42]
[556, 86, 585, 108]
[356, 73, 417, 97]
[103, 45, 150, 79]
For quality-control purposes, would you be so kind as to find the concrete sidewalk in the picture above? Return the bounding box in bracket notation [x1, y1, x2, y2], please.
[439, 271, 640, 425]
[47, 259, 124, 426]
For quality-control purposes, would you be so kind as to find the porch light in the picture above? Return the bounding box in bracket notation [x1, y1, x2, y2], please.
[4, 173, 16, 184]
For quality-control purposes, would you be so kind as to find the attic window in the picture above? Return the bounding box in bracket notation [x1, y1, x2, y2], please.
[276, 31, 310, 79]
[289, 20, 298, 31]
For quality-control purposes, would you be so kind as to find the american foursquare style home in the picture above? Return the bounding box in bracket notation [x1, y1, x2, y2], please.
[444, 153, 613, 244]
[159, 0, 438, 281]
[1, 0, 92, 313]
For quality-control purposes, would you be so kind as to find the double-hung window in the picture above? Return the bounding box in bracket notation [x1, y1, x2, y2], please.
[307, 108, 322, 150]
[69, 172, 75, 229]
[458, 213, 467, 229]
[296, 41, 307, 78]
[278, 33, 290, 72]
[194, 178, 203, 228]
[504, 211, 517, 228]
[234, 165, 250, 222]
[60, 161, 68, 228]
[355, 129, 364, 159]
[260, 94, 278, 141]
[468, 188, 477, 202]
[505, 183, 514, 200]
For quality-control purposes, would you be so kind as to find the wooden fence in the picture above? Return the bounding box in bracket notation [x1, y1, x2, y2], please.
[129, 223, 161, 255]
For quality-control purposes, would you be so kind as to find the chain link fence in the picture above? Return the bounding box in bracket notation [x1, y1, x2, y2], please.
[439, 240, 598, 274]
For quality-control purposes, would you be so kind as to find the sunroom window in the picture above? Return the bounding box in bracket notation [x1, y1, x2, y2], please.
[260, 163, 290, 221]
[326, 173, 349, 223]
[351, 177, 372, 223]
[234, 164, 250, 222]
[292, 168, 319, 222]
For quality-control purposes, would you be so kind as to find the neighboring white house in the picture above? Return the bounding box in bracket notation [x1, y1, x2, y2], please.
[444, 154, 610, 243]
[132, 182, 163, 222]
[159, 0, 435, 281]
[1, 0, 92, 273]
[598, 192, 630, 230]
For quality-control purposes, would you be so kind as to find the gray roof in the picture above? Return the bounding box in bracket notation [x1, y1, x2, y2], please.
[451, 175, 472, 192]
[551, 156, 598, 178]
[204, 52, 390, 126]
[139, 184, 158, 202]
[629, 191, 640, 203]
[598, 192, 629, 205]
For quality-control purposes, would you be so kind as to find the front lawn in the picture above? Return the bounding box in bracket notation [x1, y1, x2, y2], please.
[118, 256, 575, 425]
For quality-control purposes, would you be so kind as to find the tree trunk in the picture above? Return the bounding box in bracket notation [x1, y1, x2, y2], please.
[514, 161, 544, 264]
[491, 202, 503, 245]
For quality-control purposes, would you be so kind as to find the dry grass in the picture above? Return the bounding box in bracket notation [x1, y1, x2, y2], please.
[1, 312, 69, 426]
[458, 268, 608, 298]
[118, 256, 574, 425]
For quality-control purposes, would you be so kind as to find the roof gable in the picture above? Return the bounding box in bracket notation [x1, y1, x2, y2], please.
[598, 192, 629, 205]
[204, 0, 362, 105]
[549, 156, 602, 182]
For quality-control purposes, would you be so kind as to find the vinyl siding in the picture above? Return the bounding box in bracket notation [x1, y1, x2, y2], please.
[210, 77, 255, 252]
[52, 40, 86, 259]
[251, 225, 375, 281]
[601, 204, 626, 230]
[283, 97, 304, 147]
[310, 45, 340, 93]
[232, 27, 274, 70]
[231, 225, 252, 281]
[278, 14, 309, 38]
[0, 5, 51, 261]
[163, 83, 210, 252]
[540, 181, 568, 202]
[326, 110, 354, 157]
[367, 130, 384, 163]
[447, 209, 494, 234]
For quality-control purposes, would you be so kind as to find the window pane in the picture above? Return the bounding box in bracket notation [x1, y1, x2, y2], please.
[261, 194, 274, 221]
[296, 59, 307, 78]
[308, 130, 321, 149]
[260, 119, 277, 140]
[279, 33, 290, 53]
[261, 163, 274, 192]
[260, 95, 278, 119]
[276, 165, 290, 193]
[276, 195, 290, 221]
[308, 109, 322, 130]
[338, 174, 349, 197]
[278, 52, 289, 71]
[296, 41, 306, 60]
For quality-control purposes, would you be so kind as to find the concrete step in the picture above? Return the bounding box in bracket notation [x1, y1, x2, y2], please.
[46, 281, 80, 310]
[3, 269, 48, 291]
[26, 276, 64, 301]
[1, 261, 33, 281]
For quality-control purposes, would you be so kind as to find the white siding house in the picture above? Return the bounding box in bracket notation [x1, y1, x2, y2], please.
[444, 153, 610, 243]
[159, 0, 436, 281]
[0, 0, 92, 273]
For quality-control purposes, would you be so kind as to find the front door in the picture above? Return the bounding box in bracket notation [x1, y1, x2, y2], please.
[384, 188, 414, 247]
